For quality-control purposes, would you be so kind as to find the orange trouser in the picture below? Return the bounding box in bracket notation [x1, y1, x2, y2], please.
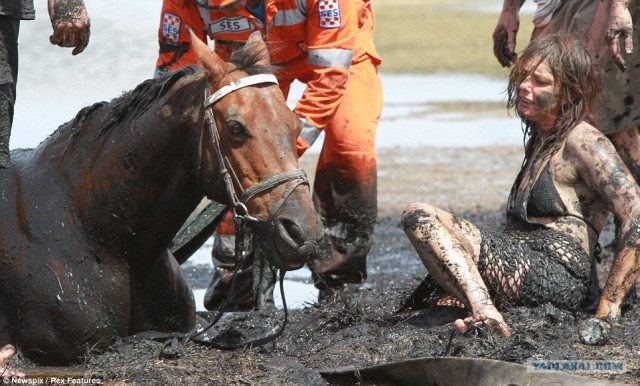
[304, 56, 382, 289]
[213, 55, 382, 289]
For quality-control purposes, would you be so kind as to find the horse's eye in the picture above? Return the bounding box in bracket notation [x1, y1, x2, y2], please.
[227, 121, 248, 139]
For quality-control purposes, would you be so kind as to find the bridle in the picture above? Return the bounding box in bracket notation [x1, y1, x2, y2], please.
[197, 73, 309, 227]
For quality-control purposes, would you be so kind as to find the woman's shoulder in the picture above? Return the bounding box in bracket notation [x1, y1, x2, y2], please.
[565, 121, 611, 151]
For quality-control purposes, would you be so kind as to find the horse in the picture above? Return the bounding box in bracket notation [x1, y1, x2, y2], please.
[0, 31, 322, 365]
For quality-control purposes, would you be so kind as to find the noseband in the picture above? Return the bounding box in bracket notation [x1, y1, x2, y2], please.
[198, 73, 309, 224]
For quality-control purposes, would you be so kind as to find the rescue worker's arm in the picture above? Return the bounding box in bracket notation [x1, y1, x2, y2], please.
[48, 0, 90, 55]
[602, 0, 634, 71]
[155, 0, 207, 78]
[294, 0, 358, 148]
[492, 0, 526, 67]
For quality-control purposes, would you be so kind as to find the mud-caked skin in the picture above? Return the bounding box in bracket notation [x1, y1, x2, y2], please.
[403, 35, 640, 338]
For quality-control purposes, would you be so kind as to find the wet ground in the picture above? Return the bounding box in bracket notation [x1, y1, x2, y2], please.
[8, 2, 639, 384]
[9, 146, 639, 385]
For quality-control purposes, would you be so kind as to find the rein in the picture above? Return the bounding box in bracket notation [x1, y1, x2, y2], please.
[160, 72, 308, 357]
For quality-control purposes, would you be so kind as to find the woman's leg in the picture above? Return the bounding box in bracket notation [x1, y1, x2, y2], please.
[402, 203, 511, 336]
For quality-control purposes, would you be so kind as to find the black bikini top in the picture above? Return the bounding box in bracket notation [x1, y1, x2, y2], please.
[507, 162, 598, 235]
[527, 163, 568, 218]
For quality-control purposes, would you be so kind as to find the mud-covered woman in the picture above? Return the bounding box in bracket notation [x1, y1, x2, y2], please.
[401, 34, 640, 337]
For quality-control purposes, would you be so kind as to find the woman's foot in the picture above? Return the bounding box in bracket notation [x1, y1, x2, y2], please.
[453, 307, 511, 336]
[0, 344, 24, 379]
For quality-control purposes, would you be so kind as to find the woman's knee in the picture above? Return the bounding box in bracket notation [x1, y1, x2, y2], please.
[401, 203, 438, 231]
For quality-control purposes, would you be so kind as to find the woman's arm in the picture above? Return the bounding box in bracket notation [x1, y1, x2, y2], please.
[569, 126, 640, 322]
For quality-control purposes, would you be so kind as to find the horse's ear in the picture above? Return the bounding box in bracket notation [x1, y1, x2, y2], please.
[187, 26, 225, 81]
[245, 31, 271, 66]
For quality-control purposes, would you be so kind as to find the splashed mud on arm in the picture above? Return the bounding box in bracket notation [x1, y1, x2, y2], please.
[570, 126, 640, 321]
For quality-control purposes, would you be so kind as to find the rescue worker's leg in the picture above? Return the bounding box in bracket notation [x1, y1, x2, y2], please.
[0, 19, 20, 377]
[203, 209, 275, 311]
[306, 58, 383, 297]
[610, 127, 640, 183]
[0, 17, 20, 169]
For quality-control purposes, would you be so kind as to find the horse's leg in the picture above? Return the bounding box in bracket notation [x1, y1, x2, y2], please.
[129, 250, 196, 333]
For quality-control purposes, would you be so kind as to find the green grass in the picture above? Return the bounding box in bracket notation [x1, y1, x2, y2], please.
[373, 0, 534, 78]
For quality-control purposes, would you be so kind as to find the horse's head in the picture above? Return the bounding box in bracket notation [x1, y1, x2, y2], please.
[190, 30, 322, 271]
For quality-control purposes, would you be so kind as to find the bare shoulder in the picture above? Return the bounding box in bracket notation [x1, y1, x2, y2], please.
[564, 121, 615, 157]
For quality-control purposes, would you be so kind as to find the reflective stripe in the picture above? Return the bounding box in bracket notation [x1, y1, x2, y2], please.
[196, 3, 211, 24]
[295, 0, 308, 15]
[153, 67, 167, 79]
[270, 8, 306, 27]
[307, 48, 352, 68]
[299, 119, 322, 146]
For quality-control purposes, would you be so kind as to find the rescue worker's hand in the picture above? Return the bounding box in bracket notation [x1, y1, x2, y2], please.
[48, 0, 91, 55]
[296, 118, 322, 157]
[605, 0, 634, 71]
[492, 7, 520, 67]
[0, 344, 24, 379]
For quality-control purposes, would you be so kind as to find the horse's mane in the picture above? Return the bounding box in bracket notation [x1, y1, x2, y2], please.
[97, 66, 199, 137]
[66, 42, 276, 145]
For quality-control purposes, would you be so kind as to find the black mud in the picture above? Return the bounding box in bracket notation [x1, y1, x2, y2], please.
[9, 209, 639, 385]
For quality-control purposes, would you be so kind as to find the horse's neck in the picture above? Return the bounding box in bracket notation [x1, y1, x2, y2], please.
[53, 73, 208, 256]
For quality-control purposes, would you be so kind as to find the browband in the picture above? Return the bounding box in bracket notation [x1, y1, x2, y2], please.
[204, 73, 278, 108]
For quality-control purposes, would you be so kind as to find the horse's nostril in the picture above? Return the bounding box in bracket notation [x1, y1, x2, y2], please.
[278, 218, 304, 245]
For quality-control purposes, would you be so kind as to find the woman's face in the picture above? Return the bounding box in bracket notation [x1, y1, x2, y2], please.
[516, 59, 559, 131]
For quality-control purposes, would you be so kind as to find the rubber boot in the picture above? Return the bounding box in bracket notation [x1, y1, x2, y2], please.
[203, 210, 256, 312]
[203, 264, 254, 312]
[252, 244, 276, 310]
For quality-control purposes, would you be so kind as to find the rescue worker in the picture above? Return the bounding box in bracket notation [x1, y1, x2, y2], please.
[155, 0, 382, 307]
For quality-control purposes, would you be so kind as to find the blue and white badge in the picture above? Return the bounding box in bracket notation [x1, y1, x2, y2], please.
[318, 0, 341, 29]
[209, 17, 253, 35]
[162, 12, 181, 46]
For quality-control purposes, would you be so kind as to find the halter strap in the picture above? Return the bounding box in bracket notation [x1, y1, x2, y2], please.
[204, 74, 278, 108]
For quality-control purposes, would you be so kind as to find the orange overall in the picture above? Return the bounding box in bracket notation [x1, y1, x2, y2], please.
[156, 0, 382, 290]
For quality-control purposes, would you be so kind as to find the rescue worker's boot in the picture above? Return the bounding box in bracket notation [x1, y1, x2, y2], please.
[252, 244, 276, 310]
[204, 264, 255, 312]
[203, 210, 255, 312]
[312, 220, 372, 303]
[203, 210, 275, 311]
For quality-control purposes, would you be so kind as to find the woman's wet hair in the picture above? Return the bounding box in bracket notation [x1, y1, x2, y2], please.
[508, 34, 599, 126]
[505, 34, 600, 215]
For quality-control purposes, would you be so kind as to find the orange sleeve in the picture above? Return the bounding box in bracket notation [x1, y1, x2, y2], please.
[155, 0, 207, 76]
[293, 0, 357, 132]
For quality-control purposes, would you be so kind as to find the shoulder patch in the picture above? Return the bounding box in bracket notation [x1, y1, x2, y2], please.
[318, 0, 341, 29]
[162, 12, 182, 46]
